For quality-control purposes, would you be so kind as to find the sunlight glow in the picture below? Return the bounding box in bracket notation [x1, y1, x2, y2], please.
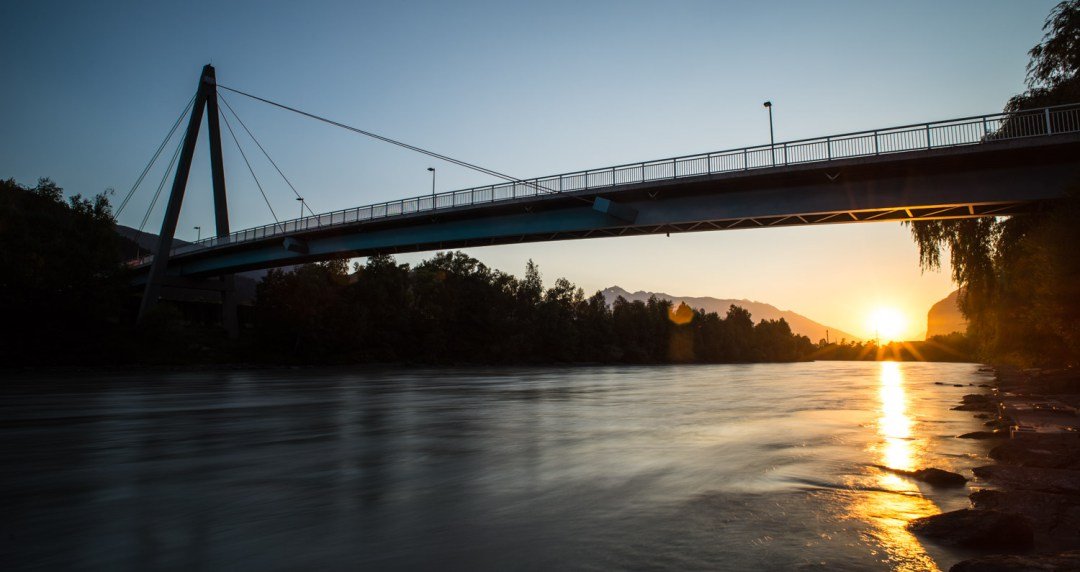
[868, 307, 908, 342]
[840, 361, 941, 571]
[878, 362, 913, 472]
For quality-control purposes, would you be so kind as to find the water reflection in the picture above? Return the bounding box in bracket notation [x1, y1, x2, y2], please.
[879, 362, 915, 473]
[2, 362, 992, 570]
[848, 362, 942, 571]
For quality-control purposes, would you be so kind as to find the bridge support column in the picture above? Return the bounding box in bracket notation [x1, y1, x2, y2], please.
[138, 64, 238, 338]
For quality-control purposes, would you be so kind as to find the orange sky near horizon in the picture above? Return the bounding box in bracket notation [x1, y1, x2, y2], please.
[392, 218, 957, 342]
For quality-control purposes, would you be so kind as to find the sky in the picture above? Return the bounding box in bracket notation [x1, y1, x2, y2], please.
[0, 0, 1060, 340]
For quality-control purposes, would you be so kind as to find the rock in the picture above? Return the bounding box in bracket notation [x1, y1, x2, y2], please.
[935, 382, 946, 385]
[873, 465, 967, 487]
[950, 550, 1080, 571]
[958, 430, 1004, 439]
[953, 396, 996, 411]
[974, 465, 1080, 495]
[912, 467, 969, 487]
[970, 489, 1080, 549]
[908, 509, 1034, 550]
[990, 440, 1080, 470]
[978, 384, 991, 388]
[954, 384, 965, 387]
[953, 402, 996, 412]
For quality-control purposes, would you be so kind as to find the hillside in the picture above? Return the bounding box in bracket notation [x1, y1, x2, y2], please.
[601, 286, 861, 343]
[926, 289, 967, 339]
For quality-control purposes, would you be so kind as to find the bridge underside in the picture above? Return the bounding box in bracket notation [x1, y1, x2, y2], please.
[139, 133, 1080, 280]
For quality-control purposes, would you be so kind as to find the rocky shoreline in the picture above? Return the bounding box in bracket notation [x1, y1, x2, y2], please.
[911, 366, 1080, 570]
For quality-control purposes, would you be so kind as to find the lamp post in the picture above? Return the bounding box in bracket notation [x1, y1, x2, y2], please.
[194, 225, 201, 241]
[427, 167, 436, 197]
[763, 101, 775, 166]
[296, 197, 305, 219]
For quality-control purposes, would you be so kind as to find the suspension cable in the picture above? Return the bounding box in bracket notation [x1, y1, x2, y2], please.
[137, 131, 185, 234]
[218, 92, 315, 216]
[217, 84, 585, 203]
[117, 93, 197, 216]
[219, 103, 282, 230]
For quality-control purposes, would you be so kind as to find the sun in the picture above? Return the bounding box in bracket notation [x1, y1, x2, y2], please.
[868, 307, 907, 342]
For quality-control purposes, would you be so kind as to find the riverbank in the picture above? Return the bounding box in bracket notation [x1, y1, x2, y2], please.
[914, 366, 1080, 570]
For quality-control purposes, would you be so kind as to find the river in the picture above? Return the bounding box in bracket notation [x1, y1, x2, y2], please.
[3, 362, 994, 570]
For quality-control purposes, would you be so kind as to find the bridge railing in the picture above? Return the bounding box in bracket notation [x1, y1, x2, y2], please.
[133, 102, 1080, 266]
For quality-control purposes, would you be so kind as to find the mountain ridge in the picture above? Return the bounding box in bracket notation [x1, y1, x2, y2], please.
[601, 286, 861, 343]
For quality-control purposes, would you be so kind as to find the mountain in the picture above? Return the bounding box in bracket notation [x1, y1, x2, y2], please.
[926, 289, 967, 339]
[601, 286, 861, 343]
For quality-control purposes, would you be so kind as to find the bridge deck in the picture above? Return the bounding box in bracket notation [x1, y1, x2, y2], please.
[131, 104, 1080, 278]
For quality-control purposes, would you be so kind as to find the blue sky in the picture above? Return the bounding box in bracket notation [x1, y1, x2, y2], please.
[0, 0, 1059, 338]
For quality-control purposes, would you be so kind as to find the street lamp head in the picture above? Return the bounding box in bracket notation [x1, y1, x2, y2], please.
[427, 167, 435, 172]
[763, 101, 772, 108]
[296, 197, 304, 201]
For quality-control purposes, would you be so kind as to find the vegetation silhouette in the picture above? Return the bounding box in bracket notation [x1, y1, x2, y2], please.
[907, 0, 1080, 367]
[253, 253, 820, 364]
[0, 178, 131, 365]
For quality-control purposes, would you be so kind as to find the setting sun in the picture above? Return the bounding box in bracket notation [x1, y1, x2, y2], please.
[868, 307, 908, 342]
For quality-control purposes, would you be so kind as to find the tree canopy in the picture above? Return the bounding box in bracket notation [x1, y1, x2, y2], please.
[906, 1, 1080, 366]
[0, 178, 130, 364]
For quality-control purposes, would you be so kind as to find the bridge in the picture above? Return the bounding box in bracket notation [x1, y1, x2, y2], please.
[129, 66, 1080, 335]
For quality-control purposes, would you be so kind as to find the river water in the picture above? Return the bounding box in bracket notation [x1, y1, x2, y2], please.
[3, 362, 995, 570]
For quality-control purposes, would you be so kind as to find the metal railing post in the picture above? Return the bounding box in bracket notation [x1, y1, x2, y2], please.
[925, 125, 932, 149]
[826, 137, 832, 160]
[1045, 107, 1053, 134]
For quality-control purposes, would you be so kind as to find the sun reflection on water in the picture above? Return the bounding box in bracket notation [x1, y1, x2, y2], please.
[846, 362, 942, 571]
[879, 362, 914, 473]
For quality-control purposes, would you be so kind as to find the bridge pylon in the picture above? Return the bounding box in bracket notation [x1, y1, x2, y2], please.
[138, 64, 238, 338]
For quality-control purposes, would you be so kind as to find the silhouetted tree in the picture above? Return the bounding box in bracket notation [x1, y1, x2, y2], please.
[0, 178, 130, 364]
[907, 1, 1080, 366]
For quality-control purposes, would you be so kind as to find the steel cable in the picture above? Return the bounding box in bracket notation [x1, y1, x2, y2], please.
[216, 84, 587, 203]
[219, 102, 283, 230]
[218, 93, 315, 216]
[137, 132, 186, 235]
[117, 94, 197, 216]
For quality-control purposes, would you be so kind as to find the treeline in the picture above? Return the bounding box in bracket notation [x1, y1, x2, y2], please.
[907, 1, 1080, 367]
[253, 253, 816, 364]
[0, 178, 132, 365]
[810, 332, 973, 362]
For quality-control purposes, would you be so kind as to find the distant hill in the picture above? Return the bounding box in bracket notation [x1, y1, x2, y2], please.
[926, 289, 967, 339]
[601, 286, 861, 343]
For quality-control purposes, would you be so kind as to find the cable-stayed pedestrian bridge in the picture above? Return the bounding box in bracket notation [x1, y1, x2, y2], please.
[126, 66, 1080, 335]
[134, 103, 1080, 277]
